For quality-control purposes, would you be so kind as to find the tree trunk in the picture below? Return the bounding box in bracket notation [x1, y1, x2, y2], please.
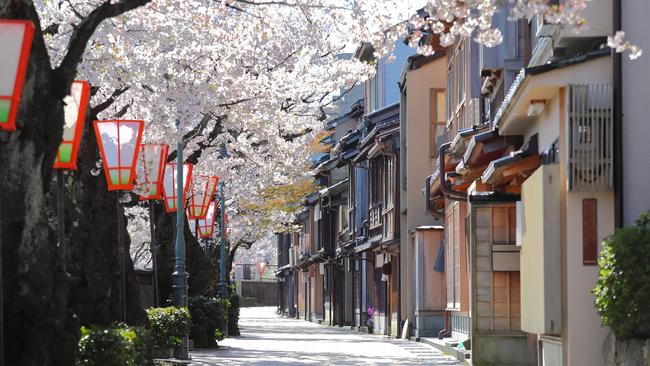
[65, 119, 146, 326]
[0, 4, 75, 365]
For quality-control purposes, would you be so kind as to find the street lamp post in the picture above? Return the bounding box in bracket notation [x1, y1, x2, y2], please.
[171, 121, 189, 359]
[218, 182, 228, 298]
[93, 119, 144, 322]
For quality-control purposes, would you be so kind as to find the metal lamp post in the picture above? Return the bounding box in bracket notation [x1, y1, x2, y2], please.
[218, 182, 228, 298]
[134, 143, 169, 307]
[160, 157, 193, 355]
[93, 119, 145, 322]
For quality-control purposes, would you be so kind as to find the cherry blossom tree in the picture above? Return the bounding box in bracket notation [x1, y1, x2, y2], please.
[0, 0, 640, 363]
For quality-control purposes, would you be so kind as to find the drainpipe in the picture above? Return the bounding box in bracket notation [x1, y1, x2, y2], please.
[613, 0, 624, 228]
[439, 143, 468, 201]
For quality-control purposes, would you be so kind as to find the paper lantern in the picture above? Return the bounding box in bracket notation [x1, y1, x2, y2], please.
[197, 201, 216, 238]
[0, 20, 35, 131]
[53, 80, 90, 170]
[134, 144, 169, 200]
[162, 162, 193, 213]
[188, 175, 218, 220]
[93, 120, 144, 191]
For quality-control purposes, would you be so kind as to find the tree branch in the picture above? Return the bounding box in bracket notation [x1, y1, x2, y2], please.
[56, 0, 152, 83]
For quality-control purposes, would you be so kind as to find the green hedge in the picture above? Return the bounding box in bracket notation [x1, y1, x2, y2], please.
[76, 324, 152, 366]
[594, 211, 650, 339]
[188, 296, 230, 348]
[146, 306, 191, 350]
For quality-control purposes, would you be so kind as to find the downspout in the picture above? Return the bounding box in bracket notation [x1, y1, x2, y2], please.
[439, 143, 468, 201]
[613, 0, 624, 228]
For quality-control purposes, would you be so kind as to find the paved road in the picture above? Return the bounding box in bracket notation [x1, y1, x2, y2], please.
[190, 307, 460, 365]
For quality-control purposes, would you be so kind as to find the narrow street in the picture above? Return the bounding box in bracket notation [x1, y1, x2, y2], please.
[190, 307, 460, 365]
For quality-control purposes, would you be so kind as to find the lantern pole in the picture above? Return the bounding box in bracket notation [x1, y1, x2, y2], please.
[149, 201, 159, 307]
[56, 170, 66, 269]
[117, 194, 127, 322]
[0, 185, 4, 366]
[172, 119, 189, 359]
[219, 182, 227, 298]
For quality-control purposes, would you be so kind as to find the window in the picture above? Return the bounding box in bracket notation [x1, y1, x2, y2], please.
[445, 202, 462, 309]
[384, 157, 394, 209]
[383, 157, 395, 239]
[431, 89, 447, 156]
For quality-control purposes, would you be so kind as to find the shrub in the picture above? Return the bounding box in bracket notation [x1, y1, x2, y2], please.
[146, 307, 191, 350]
[76, 324, 152, 366]
[594, 211, 650, 339]
[228, 293, 241, 336]
[188, 296, 230, 348]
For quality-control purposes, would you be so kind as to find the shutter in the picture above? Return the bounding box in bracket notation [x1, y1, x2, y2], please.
[582, 199, 598, 265]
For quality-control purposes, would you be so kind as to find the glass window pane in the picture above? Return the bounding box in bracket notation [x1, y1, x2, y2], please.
[97, 122, 120, 166]
[437, 91, 446, 123]
[62, 82, 84, 140]
[0, 23, 25, 96]
[118, 122, 140, 167]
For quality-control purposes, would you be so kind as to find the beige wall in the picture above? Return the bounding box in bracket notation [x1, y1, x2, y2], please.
[414, 228, 445, 311]
[508, 56, 613, 365]
[520, 165, 562, 336]
[400, 56, 447, 324]
[564, 191, 613, 366]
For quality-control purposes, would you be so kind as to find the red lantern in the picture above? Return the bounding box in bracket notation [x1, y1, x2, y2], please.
[134, 144, 169, 200]
[0, 20, 35, 132]
[188, 175, 218, 220]
[93, 120, 144, 191]
[258, 261, 268, 277]
[162, 162, 193, 213]
[53, 80, 90, 170]
[197, 201, 216, 238]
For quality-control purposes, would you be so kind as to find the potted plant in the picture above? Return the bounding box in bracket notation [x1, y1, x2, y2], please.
[366, 306, 376, 334]
[146, 306, 191, 358]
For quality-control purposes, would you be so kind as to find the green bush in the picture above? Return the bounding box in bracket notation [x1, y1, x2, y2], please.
[146, 306, 191, 350]
[188, 296, 230, 348]
[594, 211, 650, 339]
[76, 324, 152, 366]
[227, 293, 241, 336]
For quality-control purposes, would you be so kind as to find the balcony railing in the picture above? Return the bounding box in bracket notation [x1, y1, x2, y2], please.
[369, 203, 383, 230]
[568, 84, 613, 192]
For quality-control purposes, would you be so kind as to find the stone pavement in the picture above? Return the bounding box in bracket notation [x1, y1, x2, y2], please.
[190, 307, 460, 365]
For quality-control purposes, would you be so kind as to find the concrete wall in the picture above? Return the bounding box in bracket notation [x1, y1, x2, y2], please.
[622, 0, 650, 226]
[399, 56, 447, 325]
